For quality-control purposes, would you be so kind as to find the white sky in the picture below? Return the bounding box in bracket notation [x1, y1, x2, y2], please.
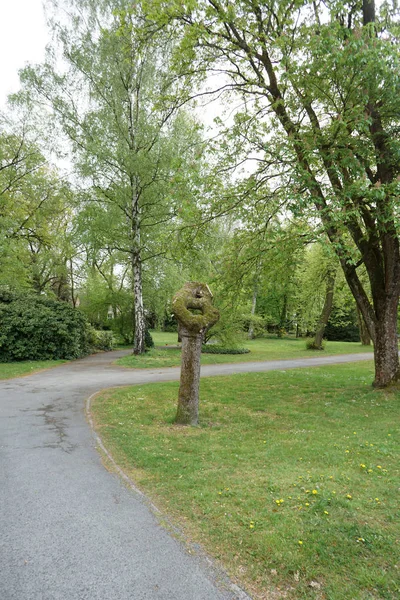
[0, 0, 49, 107]
[0, 0, 228, 134]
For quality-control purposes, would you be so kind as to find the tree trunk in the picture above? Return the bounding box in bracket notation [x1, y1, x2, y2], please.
[248, 280, 258, 340]
[130, 184, 146, 355]
[132, 248, 145, 355]
[312, 270, 336, 350]
[175, 330, 202, 425]
[278, 293, 287, 337]
[356, 306, 371, 346]
[372, 296, 400, 387]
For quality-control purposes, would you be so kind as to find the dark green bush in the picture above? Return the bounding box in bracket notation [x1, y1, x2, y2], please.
[145, 328, 154, 349]
[325, 309, 360, 342]
[201, 345, 250, 355]
[0, 291, 90, 361]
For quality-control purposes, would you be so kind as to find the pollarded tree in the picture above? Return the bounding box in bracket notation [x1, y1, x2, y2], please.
[19, 0, 203, 354]
[147, 0, 400, 386]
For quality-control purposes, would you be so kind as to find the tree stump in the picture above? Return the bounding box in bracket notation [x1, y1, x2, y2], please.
[172, 282, 220, 425]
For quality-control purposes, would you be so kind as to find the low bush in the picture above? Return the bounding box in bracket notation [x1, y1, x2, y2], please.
[145, 328, 155, 349]
[201, 345, 250, 355]
[0, 291, 90, 361]
[87, 328, 115, 351]
[306, 339, 326, 350]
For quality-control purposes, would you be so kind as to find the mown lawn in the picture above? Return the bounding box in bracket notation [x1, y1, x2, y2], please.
[0, 360, 66, 380]
[91, 361, 399, 600]
[116, 331, 374, 369]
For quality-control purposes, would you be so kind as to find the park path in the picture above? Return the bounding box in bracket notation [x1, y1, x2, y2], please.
[0, 350, 374, 600]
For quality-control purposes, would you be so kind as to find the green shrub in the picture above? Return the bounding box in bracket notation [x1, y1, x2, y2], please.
[0, 291, 90, 361]
[325, 308, 360, 342]
[241, 313, 267, 338]
[87, 328, 115, 351]
[145, 328, 154, 349]
[201, 345, 250, 355]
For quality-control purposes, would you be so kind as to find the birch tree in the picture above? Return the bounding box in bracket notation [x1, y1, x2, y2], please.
[20, 0, 200, 354]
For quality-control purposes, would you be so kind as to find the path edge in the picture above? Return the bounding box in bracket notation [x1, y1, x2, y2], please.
[85, 389, 252, 600]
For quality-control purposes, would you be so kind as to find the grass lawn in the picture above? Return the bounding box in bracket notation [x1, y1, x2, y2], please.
[91, 361, 399, 600]
[0, 360, 66, 380]
[116, 331, 374, 369]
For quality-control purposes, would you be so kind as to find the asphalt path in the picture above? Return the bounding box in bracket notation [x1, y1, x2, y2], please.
[0, 350, 374, 600]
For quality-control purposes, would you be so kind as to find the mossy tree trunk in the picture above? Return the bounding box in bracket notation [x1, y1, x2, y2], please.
[172, 282, 220, 426]
[175, 328, 202, 425]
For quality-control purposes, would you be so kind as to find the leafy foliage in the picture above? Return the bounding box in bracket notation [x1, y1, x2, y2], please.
[87, 327, 115, 352]
[0, 291, 90, 361]
[325, 309, 360, 343]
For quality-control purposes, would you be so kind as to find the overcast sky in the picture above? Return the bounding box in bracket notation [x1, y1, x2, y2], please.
[0, 0, 226, 131]
[0, 0, 49, 107]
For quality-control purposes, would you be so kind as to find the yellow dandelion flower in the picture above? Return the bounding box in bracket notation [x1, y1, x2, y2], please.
[346, 494, 352, 499]
[376, 465, 382, 469]
[298, 540, 303, 545]
[305, 502, 310, 507]
[312, 490, 318, 495]
[360, 464, 366, 468]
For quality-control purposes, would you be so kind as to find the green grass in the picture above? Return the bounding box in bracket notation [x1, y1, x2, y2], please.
[116, 332, 374, 369]
[92, 362, 399, 600]
[0, 360, 66, 380]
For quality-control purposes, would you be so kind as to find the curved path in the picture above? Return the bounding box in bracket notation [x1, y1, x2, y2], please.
[0, 350, 374, 600]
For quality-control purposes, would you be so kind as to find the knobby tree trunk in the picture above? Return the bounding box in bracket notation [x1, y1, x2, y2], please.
[172, 282, 220, 425]
[356, 306, 371, 346]
[312, 269, 336, 350]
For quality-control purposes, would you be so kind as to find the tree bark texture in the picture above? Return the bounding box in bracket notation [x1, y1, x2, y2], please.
[312, 270, 336, 350]
[175, 329, 202, 425]
[130, 187, 146, 355]
[372, 296, 400, 387]
[132, 248, 145, 355]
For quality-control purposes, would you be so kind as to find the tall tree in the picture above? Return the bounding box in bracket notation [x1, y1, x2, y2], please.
[147, 0, 400, 386]
[19, 0, 201, 354]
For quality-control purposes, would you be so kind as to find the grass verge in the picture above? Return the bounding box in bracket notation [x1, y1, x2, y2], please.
[91, 361, 399, 600]
[116, 332, 374, 369]
[0, 360, 66, 380]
